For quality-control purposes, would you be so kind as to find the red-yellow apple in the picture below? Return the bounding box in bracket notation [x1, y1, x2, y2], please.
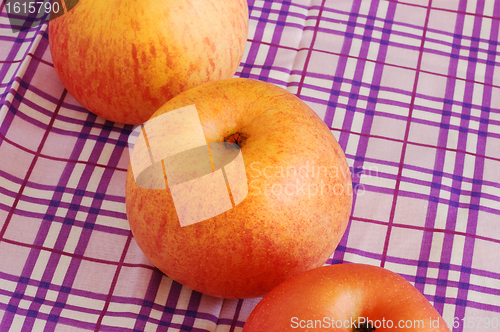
[49, 0, 249, 124]
[243, 263, 451, 331]
[125, 78, 353, 298]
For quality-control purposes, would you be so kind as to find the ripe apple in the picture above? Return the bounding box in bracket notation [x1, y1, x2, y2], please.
[48, 0, 249, 124]
[125, 78, 353, 299]
[243, 263, 451, 331]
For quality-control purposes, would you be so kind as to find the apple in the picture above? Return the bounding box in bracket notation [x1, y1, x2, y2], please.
[125, 78, 353, 299]
[48, 0, 249, 124]
[243, 263, 451, 331]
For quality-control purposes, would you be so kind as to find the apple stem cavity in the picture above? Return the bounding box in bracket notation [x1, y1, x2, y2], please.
[353, 321, 375, 332]
[224, 132, 247, 148]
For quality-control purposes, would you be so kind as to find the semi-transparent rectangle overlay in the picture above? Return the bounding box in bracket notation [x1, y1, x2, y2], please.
[5, 0, 79, 33]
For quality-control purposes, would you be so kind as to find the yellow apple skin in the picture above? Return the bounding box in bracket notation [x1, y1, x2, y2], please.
[49, 0, 249, 124]
[125, 78, 353, 299]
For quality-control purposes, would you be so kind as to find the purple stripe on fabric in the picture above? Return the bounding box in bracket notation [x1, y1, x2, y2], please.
[240, 1, 276, 79]
[1, 106, 133, 157]
[342, 247, 384, 261]
[106, 320, 212, 332]
[295, 0, 328, 98]
[248, 0, 309, 16]
[145, 281, 195, 327]
[247, 3, 307, 34]
[94, 234, 133, 331]
[350, 213, 500, 246]
[381, 0, 432, 273]
[254, 38, 496, 88]
[453, 0, 490, 323]
[8, 209, 129, 236]
[0, 89, 66, 331]
[11, 291, 106, 316]
[178, 291, 205, 330]
[332, 0, 397, 133]
[23, 201, 126, 220]
[1, 237, 137, 267]
[0, 271, 125, 303]
[0, 30, 41, 71]
[336, 126, 500, 171]
[2, 59, 132, 328]
[344, 0, 396, 233]
[251, 31, 500, 97]
[308, 19, 425, 48]
[1, 90, 24, 140]
[0, 134, 129, 175]
[263, 1, 296, 80]
[412, 98, 500, 122]
[161, 279, 185, 325]
[416, 0, 467, 315]
[423, 33, 496, 64]
[12, 90, 62, 120]
[248, 11, 307, 31]
[0, 28, 46, 108]
[0, 304, 98, 331]
[41, 117, 132, 331]
[384, 256, 425, 269]
[130, 271, 169, 331]
[228, 299, 244, 332]
[436, 2, 473, 320]
[0, 96, 66, 237]
[309, 30, 422, 54]
[360, 184, 396, 196]
[462, 301, 500, 313]
[317, 0, 365, 264]
[330, 237, 350, 264]
[302, 93, 414, 115]
[327, 0, 405, 267]
[420, 53, 497, 77]
[48, 112, 134, 138]
[217, 317, 246, 327]
[430, 2, 500, 20]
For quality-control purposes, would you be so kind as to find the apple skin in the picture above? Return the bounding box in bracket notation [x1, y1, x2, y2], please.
[243, 263, 451, 332]
[48, 0, 249, 124]
[125, 78, 353, 299]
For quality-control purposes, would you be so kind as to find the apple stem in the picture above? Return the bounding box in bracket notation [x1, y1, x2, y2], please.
[353, 321, 375, 332]
[223, 132, 247, 148]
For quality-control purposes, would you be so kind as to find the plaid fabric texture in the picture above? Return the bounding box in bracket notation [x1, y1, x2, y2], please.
[1, 0, 500, 331]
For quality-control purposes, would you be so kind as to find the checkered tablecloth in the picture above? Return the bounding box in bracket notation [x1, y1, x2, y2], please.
[1, 0, 499, 331]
